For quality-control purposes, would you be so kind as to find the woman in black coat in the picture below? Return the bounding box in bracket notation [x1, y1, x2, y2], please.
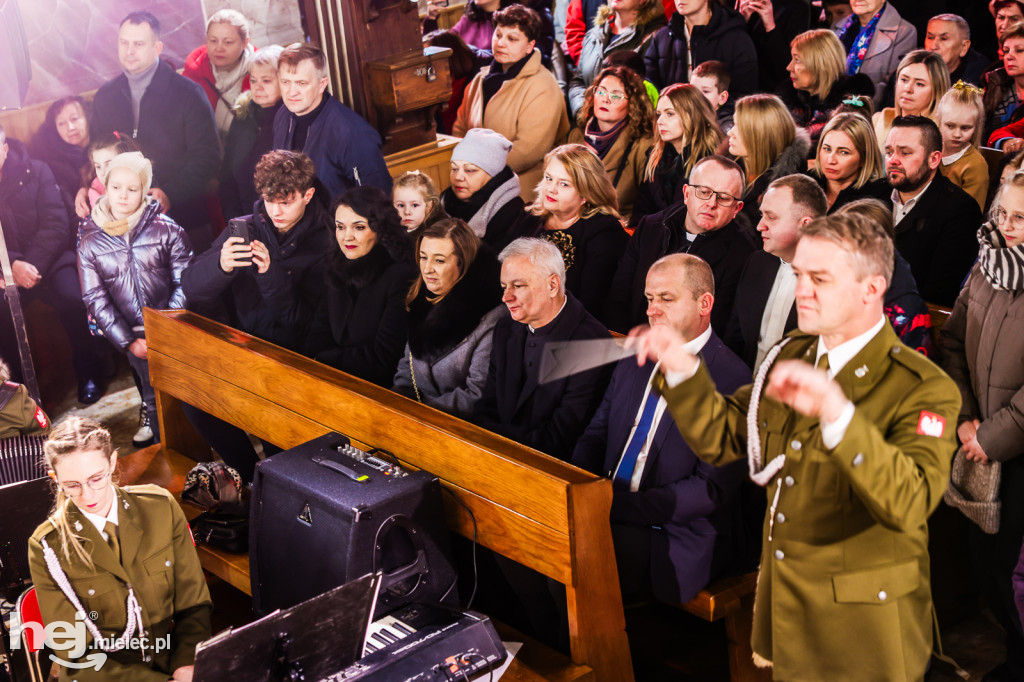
[306, 186, 417, 387]
[30, 95, 91, 217]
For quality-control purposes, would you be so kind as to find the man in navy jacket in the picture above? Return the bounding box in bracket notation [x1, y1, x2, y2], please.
[572, 253, 755, 603]
[272, 43, 392, 200]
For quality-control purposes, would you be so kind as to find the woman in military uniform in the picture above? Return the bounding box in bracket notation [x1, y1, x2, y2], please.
[27, 416, 211, 681]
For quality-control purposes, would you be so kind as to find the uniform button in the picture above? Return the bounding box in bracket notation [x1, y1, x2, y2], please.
[790, 440, 801, 451]
[776, 512, 786, 524]
[762, 420, 767, 428]
[774, 550, 784, 560]
[852, 453, 864, 467]
[165, 560, 172, 567]
[87, 589, 95, 596]
[878, 590, 887, 601]
[784, 476, 795, 487]
[892, 346, 901, 354]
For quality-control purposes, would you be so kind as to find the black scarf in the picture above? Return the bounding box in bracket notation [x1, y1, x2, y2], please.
[482, 53, 532, 115]
[442, 165, 516, 219]
[327, 241, 394, 290]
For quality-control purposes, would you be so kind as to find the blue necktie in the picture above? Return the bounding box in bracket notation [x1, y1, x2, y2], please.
[613, 388, 660, 489]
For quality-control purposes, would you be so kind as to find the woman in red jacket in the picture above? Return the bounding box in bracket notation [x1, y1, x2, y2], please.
[182, 9, 254, 137]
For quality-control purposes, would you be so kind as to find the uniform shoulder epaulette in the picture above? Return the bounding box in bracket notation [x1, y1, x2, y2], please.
[123, 483, 174, 498]
[887, 341, 945, 379]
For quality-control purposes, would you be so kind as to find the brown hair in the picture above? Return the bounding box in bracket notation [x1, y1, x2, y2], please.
[691, 60, 730, 92]
[279, 42, 328, 79]
[835, 197, 895, 238]
[578, 66, 654, 143]
[407, 218, 480, 306]
[644, 83, 723, 182]
[799, 212, 894, 287]
[528, 144, 621, 220]
[767, 173, 829, 219]
[254, 150, 317, 200]
[42, 416, 117, 568]
[493, 4, 542, 43]
[84, 132, 142, 189]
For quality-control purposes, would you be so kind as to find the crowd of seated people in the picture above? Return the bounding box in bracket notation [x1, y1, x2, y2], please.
[9, 1, 1024, 678]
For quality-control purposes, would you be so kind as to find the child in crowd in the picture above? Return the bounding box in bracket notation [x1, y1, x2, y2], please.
[937, 82, 990, 211]
[77, 133, 142, 220]
[691, 61, 733, 132]
[392, 170, 447, 241]
[78, 152, 194, 445]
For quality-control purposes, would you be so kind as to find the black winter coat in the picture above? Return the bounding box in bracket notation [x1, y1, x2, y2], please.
[305, 244, 417, 387]
[91, 60, 220, 231]
[745, 0, 811, 93]
[0, 138, 74, 275]
[893, 174, 983, 307]
[777, 73, 875, 149]
[181, 196, 332, 351]
[644, 7, 757, 98]
[605, 201, 756, 334]
[220, 99, 282, 222]
[513, 211, 628, 325]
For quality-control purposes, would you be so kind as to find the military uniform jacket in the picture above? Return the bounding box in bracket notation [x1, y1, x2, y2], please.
[657, 324, 960, 681]
[28, 485, 212, 681]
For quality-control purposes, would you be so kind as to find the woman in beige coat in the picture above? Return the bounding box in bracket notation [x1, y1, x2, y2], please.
[453, 4, 569, 202]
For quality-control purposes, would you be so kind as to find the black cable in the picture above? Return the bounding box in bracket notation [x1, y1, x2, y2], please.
[367, 447, 400, 468]
[463, 652, 496, 682]
[441, 487, 478, 610]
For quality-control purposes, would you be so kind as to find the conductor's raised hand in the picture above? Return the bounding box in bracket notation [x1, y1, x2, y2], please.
[764, 360, 849, 423]
[624, 324, 699, 374]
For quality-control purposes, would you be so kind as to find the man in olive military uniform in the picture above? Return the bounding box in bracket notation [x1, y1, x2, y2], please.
[629, 213, 961, 681]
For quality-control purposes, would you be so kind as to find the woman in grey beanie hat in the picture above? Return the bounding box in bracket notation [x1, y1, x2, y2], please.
[440, 128, 526, 251]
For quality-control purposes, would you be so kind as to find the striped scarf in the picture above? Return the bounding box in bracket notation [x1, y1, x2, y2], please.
[977, 220, 1024, 291]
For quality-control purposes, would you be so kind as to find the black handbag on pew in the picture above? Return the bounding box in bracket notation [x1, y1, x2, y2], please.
[190, 508, 249, 554]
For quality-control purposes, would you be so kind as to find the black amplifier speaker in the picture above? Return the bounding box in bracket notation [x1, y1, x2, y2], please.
[249, 432, 458, 616]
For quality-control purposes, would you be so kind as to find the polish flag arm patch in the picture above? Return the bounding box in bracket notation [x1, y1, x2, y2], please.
[917, 411, 946, 438]
[34, 407, 48, 429]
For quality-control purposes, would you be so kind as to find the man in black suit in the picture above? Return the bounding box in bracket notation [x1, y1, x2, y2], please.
[572, 253, 755, 603]
[605, 155, 756, 334]
[477, 237, 611, 461]
[725, 174, 827, 370]
[884, 115, 982, 306]
[91, 12, 220, 252]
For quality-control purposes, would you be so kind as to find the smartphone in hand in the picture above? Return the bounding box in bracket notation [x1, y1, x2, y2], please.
[227, 218, 252, 264]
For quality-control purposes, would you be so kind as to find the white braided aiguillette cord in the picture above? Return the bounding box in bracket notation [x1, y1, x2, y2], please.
[747, 339, 790, 487]
[40, 538, 147, 652]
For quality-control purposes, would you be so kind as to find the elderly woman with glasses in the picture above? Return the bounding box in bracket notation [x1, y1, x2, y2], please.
[28, 416, 212, 682]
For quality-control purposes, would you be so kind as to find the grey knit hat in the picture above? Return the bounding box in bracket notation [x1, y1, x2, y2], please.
[451, 128, 512, 178]
[943, 449, 1001, 534]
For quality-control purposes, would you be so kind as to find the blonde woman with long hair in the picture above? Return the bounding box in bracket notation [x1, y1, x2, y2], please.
[632, 83, 724, 226]
[515, 143, 627, 323]
[728, 94, 810, 227]
[872, 50, 951, 152]
[812, 113, 889, 211]
[28, 416, 211, 681]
